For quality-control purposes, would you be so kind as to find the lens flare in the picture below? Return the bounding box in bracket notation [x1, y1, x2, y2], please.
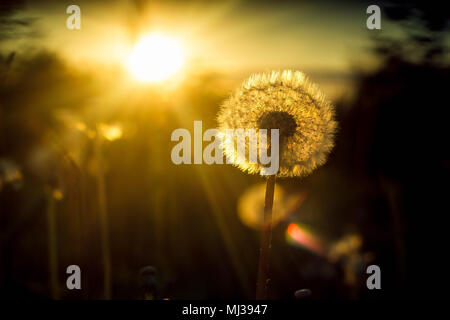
[238, 183, 306, 229]
[286, 223, 327, 256]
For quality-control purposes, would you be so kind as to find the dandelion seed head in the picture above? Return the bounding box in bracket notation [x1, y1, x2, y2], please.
[258, 111, 297, 139]
[218, 70, 337, 177]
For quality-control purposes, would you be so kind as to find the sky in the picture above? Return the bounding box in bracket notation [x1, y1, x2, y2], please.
[4, 1, 385, 69]
[1, 0, 397, 99]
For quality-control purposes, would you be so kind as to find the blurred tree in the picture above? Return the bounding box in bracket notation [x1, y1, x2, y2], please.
[339, 0, 450, 298]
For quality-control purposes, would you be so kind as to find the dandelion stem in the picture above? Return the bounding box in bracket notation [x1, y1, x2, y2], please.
[256, 174, 276, 299]
[94, 132, 112, 300]
[46, 193, 59, 299]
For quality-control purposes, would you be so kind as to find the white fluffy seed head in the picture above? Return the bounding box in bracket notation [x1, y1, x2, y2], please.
[217, 70, 337, 178]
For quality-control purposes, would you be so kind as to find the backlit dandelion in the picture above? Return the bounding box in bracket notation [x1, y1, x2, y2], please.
[217, 70, 337, 299]
[218, 70, 337, 178]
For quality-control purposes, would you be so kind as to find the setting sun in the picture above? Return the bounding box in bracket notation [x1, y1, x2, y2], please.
[127, 34, 185, 83]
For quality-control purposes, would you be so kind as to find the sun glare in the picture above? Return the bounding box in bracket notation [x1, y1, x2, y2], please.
[127, 34, 185, 83]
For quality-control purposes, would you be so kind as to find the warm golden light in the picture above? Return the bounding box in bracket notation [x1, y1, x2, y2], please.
[127, 34, 185, 83]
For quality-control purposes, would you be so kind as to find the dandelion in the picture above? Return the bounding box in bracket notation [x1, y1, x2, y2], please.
[45, 186, 63, 299]
[140, 266, 159, 300]
[0, 159, 23, 190]
[94, 124, 112, 299]
[328, 234, 374, 290]
[218, 70, 337, 178]
[217, 70, 337, 299]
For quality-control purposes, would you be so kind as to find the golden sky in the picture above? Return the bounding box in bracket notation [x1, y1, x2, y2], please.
[2, 0, 400, 99]
[9, 1, 383, 72]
